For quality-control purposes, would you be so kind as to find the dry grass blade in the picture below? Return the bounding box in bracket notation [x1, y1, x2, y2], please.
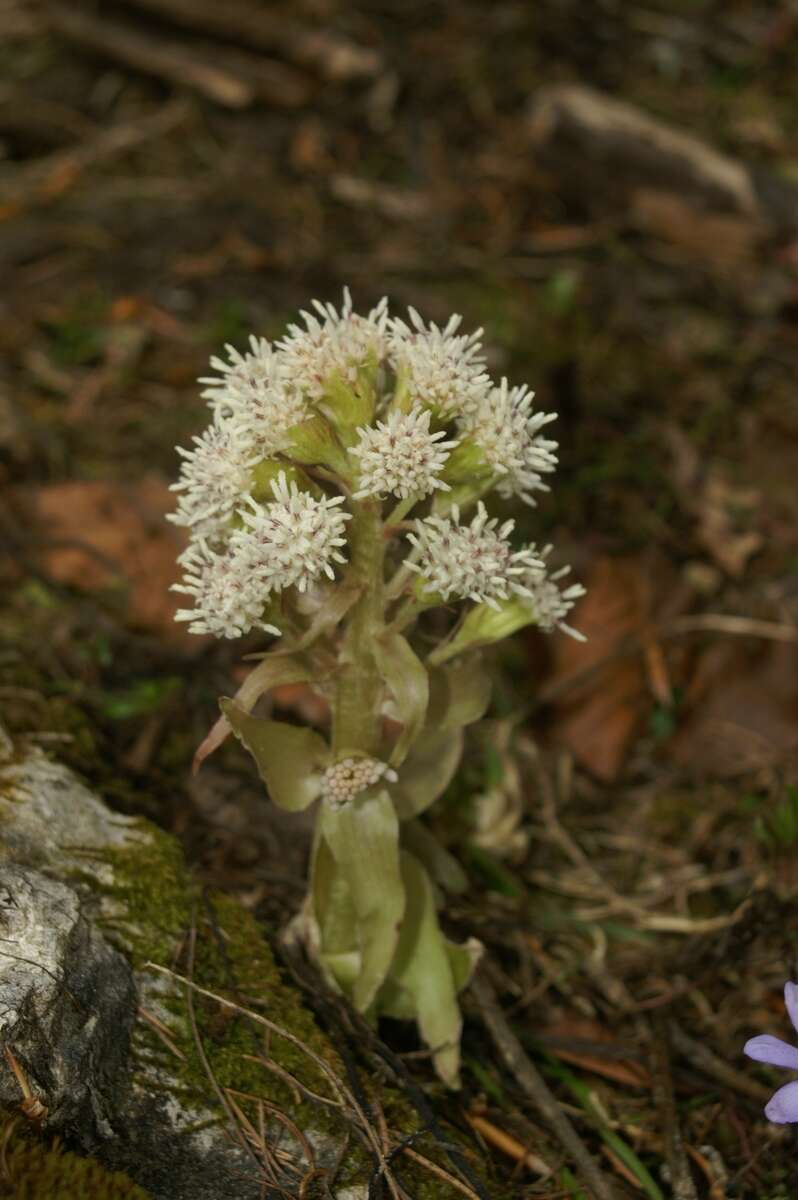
[137, 1006, 186, 1060]
[399, 1145, 486, 1199]
[665, 614, 798, 643]
[182, 920, 266, 1181]
[465, 1112, 551, 1177]
[144, 961, 406, 1196]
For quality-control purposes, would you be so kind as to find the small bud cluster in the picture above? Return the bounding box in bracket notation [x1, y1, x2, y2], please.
[322, 757, 398, 809]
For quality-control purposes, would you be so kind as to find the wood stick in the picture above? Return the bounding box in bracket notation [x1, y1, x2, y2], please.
[650, 1014, 698, 1200]
[471, 974, 619, 1200]
[44, 3, 310, 109]
[124, 0, 382, 81]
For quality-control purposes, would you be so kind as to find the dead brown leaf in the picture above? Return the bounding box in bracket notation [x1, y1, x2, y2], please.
[544, 557, 657, 781]
[667, 638, 798, 775]
[28, 476, 193, 643]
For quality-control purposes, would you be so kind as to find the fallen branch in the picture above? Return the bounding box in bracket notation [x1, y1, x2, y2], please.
[44, 3, 310, 109]
[0, 97, 189, 213]
[528, 83, 798, 231]
[124, 0, 382, 81]
[528, 83, 756, 215]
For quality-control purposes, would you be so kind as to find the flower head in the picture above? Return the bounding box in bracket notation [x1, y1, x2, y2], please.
[232, 472, 350, 594]
[744, 982, 798, 1123]
[276, 288, 389, 399]
[405, 502, 542, 609]
[168, 421, 259, 542]
[322, 756, 397, 809]
[518, 547, 586, 640]
[199, 337, 309, 457]
[459, 379, 559, 506]
[389, 307, 491, 419]
[349, 405, 457, 500]
[172, 540, 279, 639]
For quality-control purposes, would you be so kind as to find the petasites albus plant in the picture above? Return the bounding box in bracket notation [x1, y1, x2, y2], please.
[170, 290, 584, 1086]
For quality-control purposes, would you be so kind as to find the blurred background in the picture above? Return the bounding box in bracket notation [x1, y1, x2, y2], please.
[3, 1, 798, 1195]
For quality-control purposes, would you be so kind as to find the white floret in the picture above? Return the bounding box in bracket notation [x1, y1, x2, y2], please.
[518, 546, 586, 640]
[276, 287, 389, 399]
[199, 336, 310, 457]
[168, 420, 259, 543]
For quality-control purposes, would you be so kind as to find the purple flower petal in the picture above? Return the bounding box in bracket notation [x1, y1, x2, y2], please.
[744, 1034, 798, 1070]
[784, 982, 798, 1036]
[765, 1079, 798, 1124]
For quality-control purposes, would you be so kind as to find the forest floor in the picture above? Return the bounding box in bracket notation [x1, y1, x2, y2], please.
[2, 1, 798, 1196]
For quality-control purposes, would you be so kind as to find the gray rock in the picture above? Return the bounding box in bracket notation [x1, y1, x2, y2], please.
[0, 728, 342, 1200]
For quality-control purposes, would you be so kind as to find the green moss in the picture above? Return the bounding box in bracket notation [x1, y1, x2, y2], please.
[165, 891, 344, 1127]
[91, 820, 194, 970]
[0, 1113, 151, 1200]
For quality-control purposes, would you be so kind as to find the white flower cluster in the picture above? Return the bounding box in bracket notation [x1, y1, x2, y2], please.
[232, 475, 350, 595]
[322, 757, 398, 809]
[460, 379, 558, 506]
[172, 473, 349, 638]
[169, 288, 578, 640]
[276, 292, 389, 399]
[349, 405, 456, 501]
[405, 503, 542, 609]
[172, 540, 280, 639]
[389, 308, 490, 419]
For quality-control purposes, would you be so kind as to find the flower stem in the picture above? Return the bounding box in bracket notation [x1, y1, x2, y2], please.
[332, 499, 385, 756]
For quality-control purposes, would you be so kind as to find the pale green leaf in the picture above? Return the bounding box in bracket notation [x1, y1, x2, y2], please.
[401, 820, 468, 895]
[427, 654, 492, 731]
[377, 852, 469, 1088]
[393, 727, 463, 820]
[374, 631, 429, 767]
[277, 580, 363, 654]
[221, 700, 328, 811]
[193, 655, 310, 773]
[319, 788, 404, 1012]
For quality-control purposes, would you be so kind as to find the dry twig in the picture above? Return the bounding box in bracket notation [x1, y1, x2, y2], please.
[668, 1019, 771, 1103]
[44, 3, 309, 108]
[123, 0, 382, 81]
[649, 1015, 699, 1200]
[471, 973, 619, 1200]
